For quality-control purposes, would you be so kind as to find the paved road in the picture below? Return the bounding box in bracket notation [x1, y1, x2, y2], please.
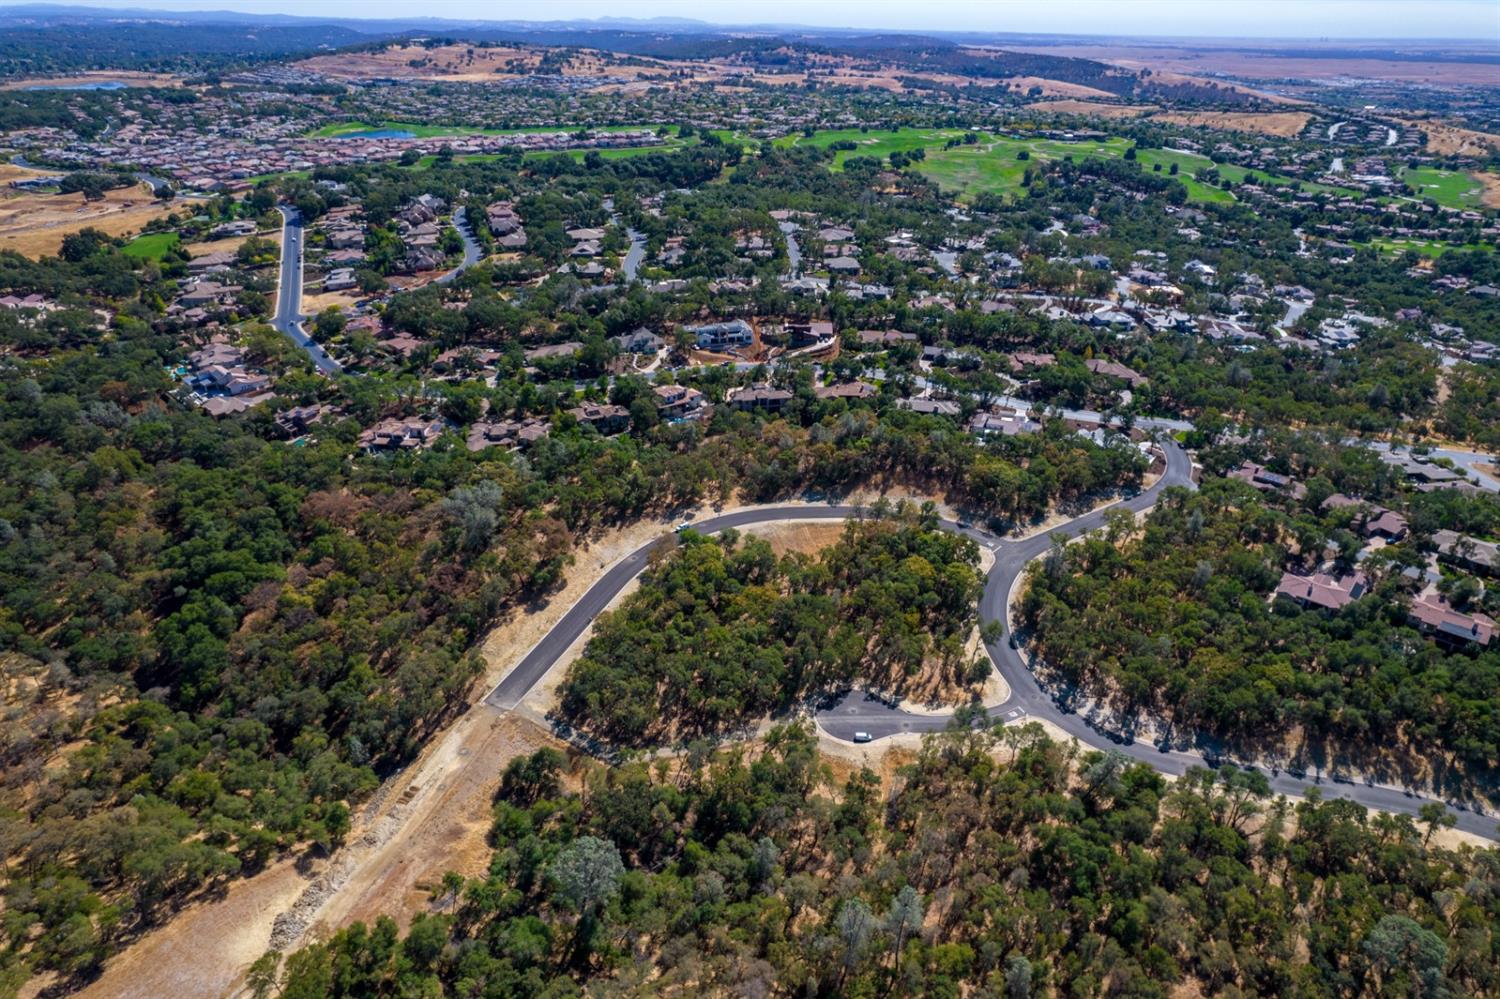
[272, 207, 342, 375]
[482, 440, 1496, 840]
[434, 206, 483, 286]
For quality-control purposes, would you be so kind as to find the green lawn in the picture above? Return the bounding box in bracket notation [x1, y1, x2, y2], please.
[121, 231, 179, 260]
[775, 127, 980, 170]
[911, 132, 1359, 205]
[1363, 237, 1494, 258]
[1399, 167, 1486, 210]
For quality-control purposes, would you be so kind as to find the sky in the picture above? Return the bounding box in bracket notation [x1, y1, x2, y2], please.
[23, 0, 1500, 38]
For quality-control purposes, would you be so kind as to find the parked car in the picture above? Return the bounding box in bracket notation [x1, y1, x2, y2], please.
[853, 731, 872, 743]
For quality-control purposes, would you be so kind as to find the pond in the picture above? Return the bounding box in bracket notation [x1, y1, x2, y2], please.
[334, 128, 416, 140]
[25, 80, 128, 91]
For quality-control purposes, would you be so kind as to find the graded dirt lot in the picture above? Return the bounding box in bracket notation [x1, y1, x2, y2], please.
[1152, 110, 1312, 138]
[1405, 119, 1500, 158]
[998, 75, 1118, 99]
[0, 181, 176, 258]
[186, 232, 281, 259]
[73, 857, 311, 999]
[1030, 99, 1156, 118]
[1477, 173, 1500, 209]
[297, 43, 542, 81]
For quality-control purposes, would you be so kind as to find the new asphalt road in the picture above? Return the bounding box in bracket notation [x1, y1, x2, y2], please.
[483, 440, 1497, 841]
[272, 206, 343, 376]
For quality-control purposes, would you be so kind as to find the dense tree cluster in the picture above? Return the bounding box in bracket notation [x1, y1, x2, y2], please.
[268, 724, 1500, 997]
[562, 519, 984, 743]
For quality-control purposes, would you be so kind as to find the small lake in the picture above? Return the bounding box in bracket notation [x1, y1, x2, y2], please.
[335, 128, 416, 140]
[25, 81, 128, 91]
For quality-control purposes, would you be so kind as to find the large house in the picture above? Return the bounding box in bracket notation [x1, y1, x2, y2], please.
[1273, 570, 1368, 611]
[1229, 461, 1307, 500]
[1430, 530, 1499, 576]
[467, 418, 550, 452]
[653, 384, 706, 420]
[612, 328, 664, 354]
[1321, 494, 1409, 541]
[688, 320, 753, 351]
[358, 417, 445, 453]
[1408, 585, 1495, 648]
[568, 403, 630, 435]
[728, 384, 793, 412]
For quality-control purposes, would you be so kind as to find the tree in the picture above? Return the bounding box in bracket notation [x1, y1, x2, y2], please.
[1418, 802, 1455, 845]
[1363, 914, 1448, 997]
[1005, 955, 1033, 998]
[884, 885, 924, 976]
[550, 836, 624, 916]
[835, 898, 876, 989]
[246, 951, 280, 999]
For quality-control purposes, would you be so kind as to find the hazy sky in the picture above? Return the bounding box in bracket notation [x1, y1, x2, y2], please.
[31, 0, 1500, 38]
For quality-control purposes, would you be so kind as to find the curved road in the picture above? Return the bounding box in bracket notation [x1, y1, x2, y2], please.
[435, 206, 483, 286]
[484, 440, 1495, 840]
[272, 206, 343, 375]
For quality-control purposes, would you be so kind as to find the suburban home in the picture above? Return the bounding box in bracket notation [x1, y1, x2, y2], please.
[524, 342, 584, 362]
[785, 320, 834, 347]
[201, 392, 275, 417]
[1430, 529, 1499, 576]
[274, 404, 331, 438]
[568, 403, 630, 435]
[898, 398, 961, 417]
[1085, 358, 1145, 386]
[178, 280, 241, 309]
[358, 418, 445, 453]
[1273, 570, 1369, 611]
[1321, 494, 1409, 541]
[728, 384, 793, 412]
[826, 256, 861, 276]
[688, 320, 753, 351]
[1228, 461, 1308, 500]
[653, 383, 706, 420]
[857, 330, 917, 347]
[467, 418, 550, 452]
[612, 328, 664, 354]
[814, 380, 877, 401]
[1007, 351, 1055, 373]
[324, 268, 357, 292]
[969, 408, 1041, 438]
[1408, 585, 1495, 648]
[1379, 452, 1466, 488]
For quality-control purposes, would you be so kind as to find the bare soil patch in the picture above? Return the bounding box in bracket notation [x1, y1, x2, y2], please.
[187, 232, 280, 259]
[309, 713, 561, 935]
[742, 519, 849, 557]
[1029, 99, 1156, 118]
[1151, 110, 1312, 138]
[1475, 172, 1500, 209]
[998, 75, 1118, 99]
[1407, 119, 1500, 158]
[0, 182, 175, 258]
[74, 857, 311, 999]
[301, 289, 363, 313]
[297, 43, 543, 82]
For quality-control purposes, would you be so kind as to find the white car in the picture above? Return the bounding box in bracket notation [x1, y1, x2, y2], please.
[674, 521, 693, 533]
[853, 731, 872, 743]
